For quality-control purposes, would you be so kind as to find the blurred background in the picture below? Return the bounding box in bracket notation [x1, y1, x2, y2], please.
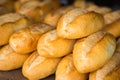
[60, 0, 120, 10]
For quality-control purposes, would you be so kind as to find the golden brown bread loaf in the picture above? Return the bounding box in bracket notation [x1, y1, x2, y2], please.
[73, 31, 116, 73]
[44, 6, 74, 27]
[37, 29, 75, 58]
[22, 51, 61, 80]
[104, 10, 120, 24]
[89, 38, 120, 80]
[103, 19, 120, 38]
[17, 0, 44, 22]
[9, 23, 54, 54]
[17, 0, 59, 22]
[0, 13, 31, 46]
[56, 54, 88, 80]
[0, 45, 30, 71]
[57, 8, 104, 39]
[15, 0, 60, 12]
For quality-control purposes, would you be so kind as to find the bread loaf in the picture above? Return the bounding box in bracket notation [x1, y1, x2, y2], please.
[73, 31, 116, 73]
[44, 6, 74, 27]
[9, 23, 54, 54]
[104, 10, 120, 24]
[0, 45, 30, 71]
[103, 19, 120, 38]
[56, 54, 88, 80]
[22, 51, 61, 80]
[37, 29, 75, 57]
[17, 0, 59, 22]
[0, 13, 31, 46]
[57, 8, 104, 39]
[89, 38, 120, 80]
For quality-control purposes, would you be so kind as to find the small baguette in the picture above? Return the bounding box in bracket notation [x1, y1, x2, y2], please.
[57, 8, 104, 39]
[17, 0, 58, 22]
[0, 13, 31, 46]
[56, 54, 88, 80]
[103, 19, 120, 38]
[89, 38, 120, 80]
[104, 10, 120, 24]
[9, 23, 54, 54]
[0, 45, 30, 71]
[73, 31, 116, 73]
[37, 29, 75, 58]
[22, 51, 61, 80]
[44, 6, 74, 27]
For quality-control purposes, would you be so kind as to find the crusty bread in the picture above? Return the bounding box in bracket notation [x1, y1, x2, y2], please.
[0, 13, 31, 46]
[57, 8, 104, 39]
[56, 54, 88, 80]
[9, 23, 54, 54]
[73, 31, 116, 73]
[0, 45, 30, 71]
[104, 10, 120, 24]
[89, 38, 120, 80]
[37, 29, 75, 58]
[44, 6, 74, 27]
[103, 19, 120, 38]
[17, 0, 59, 22]
[22, 51, 61, 80]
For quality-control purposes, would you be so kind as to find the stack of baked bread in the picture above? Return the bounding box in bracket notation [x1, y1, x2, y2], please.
[0, 0, 120, 80]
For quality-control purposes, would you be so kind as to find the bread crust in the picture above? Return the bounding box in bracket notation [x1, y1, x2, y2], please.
[0, 13, 31, 46]
[56, 54, 88, 80]
[0, 45, 30, 71]
[104, 10, 120, 24]
[9, 23, 54, 54]
[44, 6, 74, 27]
[89, 38, 120, 80]
[103, 19, 120, 38]
[73, 31, 116, 73]
[37, 29, 75, 57]
[22, 51, 61, 80]
[57, 8, 104, 39]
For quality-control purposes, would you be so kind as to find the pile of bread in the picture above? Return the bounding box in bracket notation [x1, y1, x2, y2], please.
[0, 0, 120, 80]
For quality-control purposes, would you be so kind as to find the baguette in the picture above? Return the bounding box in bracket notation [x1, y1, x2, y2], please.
[73, 31, 116, 73]
[57, 8, 104, 39]
[44, 6, 74, 27]
[103, 19, 120, 38]
[22, 51, 61, 80]
[0, 45, 30, 71]
[37, 29, 75, 57]
[104, 10, 120, 24]
[0, 13, 31, 46]
[56, 54, 88, 80]
[89, 38, 120, 80]
[17, 0, 58, 22]
[9, 23, 54, 54]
